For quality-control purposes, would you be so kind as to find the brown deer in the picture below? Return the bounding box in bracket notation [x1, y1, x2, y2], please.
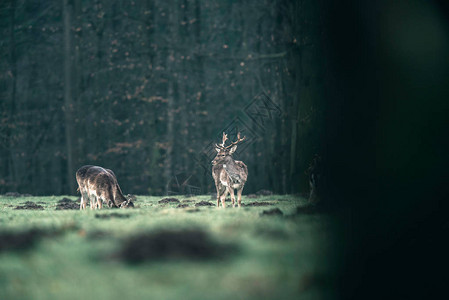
[76, 165, 134, 210]
[212, 132, 248, 208]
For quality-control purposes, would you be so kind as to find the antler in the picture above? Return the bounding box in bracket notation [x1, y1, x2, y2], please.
[216, 132, 246, 150]
[221, 132, 228, 146]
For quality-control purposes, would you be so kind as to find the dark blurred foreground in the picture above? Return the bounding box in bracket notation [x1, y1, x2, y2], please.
[324, 0, 449, 299]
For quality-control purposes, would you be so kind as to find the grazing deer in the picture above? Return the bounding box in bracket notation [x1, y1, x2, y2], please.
[212, 132, 248, 208]
[76, 165, 134, 210]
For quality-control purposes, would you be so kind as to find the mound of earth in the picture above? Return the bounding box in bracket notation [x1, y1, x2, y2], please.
[0, 228, 65, 252]
[243, 202, 273, 207]
[195, 201, 214, 207]
[260, 208, 283, 216]
[56, 198, 79, 210]
[58, 197, 78, 203]
[0, 229, 44, 252]
[158, 198, 180, 204]
[95, 213, 130, 219]
[119, 229, 236, 263]
[15, 201, 44, 210]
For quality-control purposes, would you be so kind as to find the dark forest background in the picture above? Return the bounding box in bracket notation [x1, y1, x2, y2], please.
[0, 0, 324, 196]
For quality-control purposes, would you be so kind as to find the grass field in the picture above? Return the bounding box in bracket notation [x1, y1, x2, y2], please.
[0, 194, 337, 300]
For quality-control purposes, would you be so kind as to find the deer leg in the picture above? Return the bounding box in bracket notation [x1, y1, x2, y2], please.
[237, 188, 243, 208]
[217, 185, 226, 208]
[90, 194, 97, 210]
[220, 188, 228, 208]
[79, 191, 84, 210]
[228, 187, 236, 208]
[80, 192, 86, 210]
[216, 184, 221, 207]
[83, 190, 90, 210]
[97, 197, 103, 210]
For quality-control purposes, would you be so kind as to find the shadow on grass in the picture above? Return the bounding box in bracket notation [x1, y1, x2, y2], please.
[117, 229, 237, 264]
[0, 225, 77, 253]
[95, 213, 131, 219]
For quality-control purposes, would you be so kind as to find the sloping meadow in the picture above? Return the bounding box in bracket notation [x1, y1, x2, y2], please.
[0, 195, 338, 299]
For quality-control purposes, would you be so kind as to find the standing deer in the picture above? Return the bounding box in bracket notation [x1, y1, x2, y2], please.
[76, 165, 134, 210]
[212, 132, 248, 208]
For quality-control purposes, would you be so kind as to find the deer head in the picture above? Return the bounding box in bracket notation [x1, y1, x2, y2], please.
[120, 194, 136, 208]
[212, 132, 245, 166]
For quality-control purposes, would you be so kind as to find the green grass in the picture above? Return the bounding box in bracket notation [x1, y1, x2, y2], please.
[0, 195, 337, 300]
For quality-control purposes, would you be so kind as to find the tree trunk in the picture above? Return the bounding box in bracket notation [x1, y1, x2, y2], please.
[63, 0, 75, 194]
[164, 70, 175, 194]
[7, 0, 18, 191]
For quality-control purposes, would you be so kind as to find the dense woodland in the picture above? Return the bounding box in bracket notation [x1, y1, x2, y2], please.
[0, 0, 324, 196]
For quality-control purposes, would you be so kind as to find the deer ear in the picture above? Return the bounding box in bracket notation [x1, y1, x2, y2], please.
[229, 145, 237, 154]
[215, 146, 221, 153]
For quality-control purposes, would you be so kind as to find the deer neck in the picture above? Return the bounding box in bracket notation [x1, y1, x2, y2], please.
[223, 156, 236, 168]
[223, 156, 241, 181]
[113, 185, 127, 205]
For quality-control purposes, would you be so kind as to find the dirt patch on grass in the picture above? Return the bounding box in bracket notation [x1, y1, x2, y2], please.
[260, 208, 283, 216]
[158, 197, 180, 204]
[14, 201, 44, 210]
[195, 201, 214, 207]
[58, 197, 79, 203]
[118, 229, 236, 264]
[176, 204, 189, 208]
[243, 202, 273, 207]
[95, 213, 130, 219]
[56, 198, 79, 210]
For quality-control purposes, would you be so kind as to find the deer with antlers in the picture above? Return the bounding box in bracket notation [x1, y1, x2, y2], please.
[212, 132, 248, 208]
